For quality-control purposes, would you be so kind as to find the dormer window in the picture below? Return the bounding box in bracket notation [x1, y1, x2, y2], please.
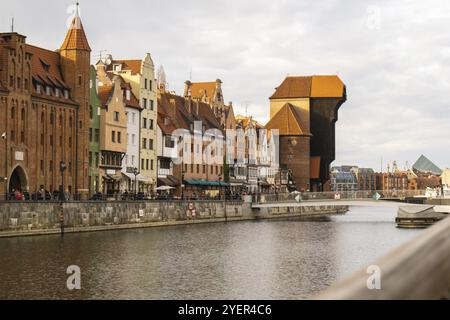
[46, 86, 51, 95]
[64, 89, 69, 99]
[36, 84, 41, 94]
[164, 117, 169, 125]
[55, 88, 60, 98]
[126, 89, 131, 101]
[113, 64, 121, 71]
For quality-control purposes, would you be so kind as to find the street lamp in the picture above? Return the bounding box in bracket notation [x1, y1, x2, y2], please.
[2, 131, 7, 201]
[132, 167, 139, 199]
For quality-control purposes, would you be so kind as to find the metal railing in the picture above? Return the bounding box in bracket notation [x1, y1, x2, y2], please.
[253, 190, 430, 203]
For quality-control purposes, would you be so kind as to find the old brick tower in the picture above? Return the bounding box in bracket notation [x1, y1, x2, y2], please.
[0, 5, 91, 199]
[59, 5, 91, 197]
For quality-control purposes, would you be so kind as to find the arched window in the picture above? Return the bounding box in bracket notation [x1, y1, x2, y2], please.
[21, 108, 25, 121]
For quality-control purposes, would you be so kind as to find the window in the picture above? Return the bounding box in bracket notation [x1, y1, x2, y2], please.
[132, 112, 135, 124]
[131, 134, 135, 145]
[112, 130, 116, 142]
[55, 88, 60, 98]
[40, 160, 44, 173]
[46, 86, 51, 95]
[143, 118, 147, 128]
[211, 166, 213, 174]
[95, 129, 100, 142]
[197, 164, 199, 173]
[89, 128, 93, 142]
[114, 111, 119, 121]
[78, 75, 82, 86]
[144, 79, 148, 89]
[49, 135, 53, 146]
[203, 165, 206, 174]
[190, 164, 194, 172]
[149, 119, 153, 130]
[21, 108, 25, 121]
[149, 80, 152, 91]
[143, 98, 147, 109]
[126, 90, 131, 101]
[95, 153, 99, 167]
[17, 77, 21, 89]
[142, 138, 147, 149]
[150, 100, 154, 110]
[165, 136, 174, 148]
[20, 131, 24, 143]
[40, 133, 44, 145]
[117, 131, 121, 143]
[149, 139, 153, 150]
[36, 84, 41, 94]
[49, 160, 53, 172]
[141, 159, 145, 170]
[146, 159, 149, 170]
[89, 105, 93, 119]
[89, 152, 93, 166]
[151, 159, 154, 170]
[64, 90, 69, 99]
[131, 155, 135, 166]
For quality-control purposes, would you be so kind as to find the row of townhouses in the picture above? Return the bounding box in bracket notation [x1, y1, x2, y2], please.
[0, 8, 347, 200]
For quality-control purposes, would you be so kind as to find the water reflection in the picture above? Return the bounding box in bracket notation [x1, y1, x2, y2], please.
[0, 206, 421, 299]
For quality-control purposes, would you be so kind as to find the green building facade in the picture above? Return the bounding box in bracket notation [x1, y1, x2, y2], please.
[88, 66, 101, 195]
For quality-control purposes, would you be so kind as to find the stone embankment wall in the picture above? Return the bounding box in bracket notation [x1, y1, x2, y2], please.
[0, 200, 348, 237]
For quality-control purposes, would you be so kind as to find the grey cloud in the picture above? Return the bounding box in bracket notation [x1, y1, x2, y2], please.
[2, 0, 449, 169]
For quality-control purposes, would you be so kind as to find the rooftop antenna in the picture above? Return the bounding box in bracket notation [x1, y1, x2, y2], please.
[244, 100, 250, 117]
[11, 18, 14, 32]
[96, 50, 108, 60]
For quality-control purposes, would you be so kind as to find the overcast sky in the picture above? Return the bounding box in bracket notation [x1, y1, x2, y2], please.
[1, 0, 450, 170]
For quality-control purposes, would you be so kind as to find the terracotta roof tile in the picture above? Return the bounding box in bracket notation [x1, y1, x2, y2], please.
[270, 75, 345, 99]
[189, 82, 216, 101]
[107, 60, 142, 75]
[26, 44, 69, 90]
[60, 16, 91, 51]
[97, 85, 113, 106]
[310, 75, 345, 98]
[265, 103, 310, 136]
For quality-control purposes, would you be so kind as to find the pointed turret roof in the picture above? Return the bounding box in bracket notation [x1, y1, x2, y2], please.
[265, 103, 310, 136]
[60, 5, 91, 51]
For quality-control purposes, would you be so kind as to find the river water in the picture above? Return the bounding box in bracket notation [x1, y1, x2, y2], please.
[0, 206, 422, 299]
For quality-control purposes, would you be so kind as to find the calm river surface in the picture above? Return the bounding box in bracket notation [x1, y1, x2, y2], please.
[0, 206, 422, 299]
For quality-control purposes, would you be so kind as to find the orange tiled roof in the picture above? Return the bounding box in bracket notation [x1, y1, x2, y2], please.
[26, 44, 69, 90]
[97, 85, 113, 106]
[270, 75, 344, 99]
[108, 60, 142, 75]
[189, 82, 216, 101]
[310, 75, 345, 98]
[265, 103, 310, 136]
[158, 91, 222, 135]
[60, 16, 91, 51]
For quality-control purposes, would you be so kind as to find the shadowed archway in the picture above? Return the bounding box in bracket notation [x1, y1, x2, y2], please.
[8, 165, 28, 192]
